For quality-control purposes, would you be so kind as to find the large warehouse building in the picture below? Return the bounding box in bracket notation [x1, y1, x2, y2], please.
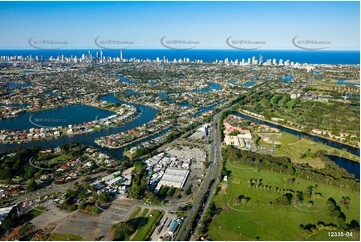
[155, 167, 190, 192]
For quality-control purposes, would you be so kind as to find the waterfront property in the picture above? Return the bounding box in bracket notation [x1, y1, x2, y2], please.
[0, 103, 138, 144]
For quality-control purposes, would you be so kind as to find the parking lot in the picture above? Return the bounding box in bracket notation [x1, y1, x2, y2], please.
[164, 146, 206, 203]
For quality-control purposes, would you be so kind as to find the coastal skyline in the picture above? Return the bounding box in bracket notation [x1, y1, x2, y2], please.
[0, 49, 360, 64]
[0, 1, 360, 50]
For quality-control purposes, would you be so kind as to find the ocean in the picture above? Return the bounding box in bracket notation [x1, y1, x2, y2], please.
[0, 49, 359, 65]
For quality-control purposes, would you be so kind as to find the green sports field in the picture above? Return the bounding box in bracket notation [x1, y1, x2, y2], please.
[208, 162, 360, 241]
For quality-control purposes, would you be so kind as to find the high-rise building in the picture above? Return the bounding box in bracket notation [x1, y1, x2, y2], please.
[259, 55, 263, 65]
[120, 49, 123, 61]
[252, 56, 256, 65]
[88, 50, 92, 61]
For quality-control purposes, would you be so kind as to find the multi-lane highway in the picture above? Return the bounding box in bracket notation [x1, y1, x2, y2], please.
[175, 106, 233, 241]
[2, 104, 234, 242]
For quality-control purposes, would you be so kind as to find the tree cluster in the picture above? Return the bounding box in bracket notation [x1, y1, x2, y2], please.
[222, 146, 359, 191]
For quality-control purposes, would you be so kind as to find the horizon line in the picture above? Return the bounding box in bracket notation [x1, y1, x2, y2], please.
[0, 48, 359, 52]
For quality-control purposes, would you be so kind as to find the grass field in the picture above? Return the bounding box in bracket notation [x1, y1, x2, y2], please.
[258, 131, 359, 167]
[207, 162, 360, 241]
[123, 208, 149, 241]
[47, 153, 73, 166]
[131, 210, 163, 241]
[128, 206, 142, 219]
[51, 233, 84, 241]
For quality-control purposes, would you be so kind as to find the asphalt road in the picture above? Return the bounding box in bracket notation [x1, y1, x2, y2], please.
[175, 105, 233, 241]
[2, 104, 234, 241]
[5, 171, 107, 207]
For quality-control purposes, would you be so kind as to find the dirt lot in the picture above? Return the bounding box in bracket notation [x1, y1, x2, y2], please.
[31, 200, 71, 229]
[31, 201, 131, 240]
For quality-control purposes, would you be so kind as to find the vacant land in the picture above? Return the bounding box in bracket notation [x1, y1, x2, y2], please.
[30, 201, 130, 241]
[258, 132, 359, 166]
[31, 201, 71, 229]
[55, 204, 129, 240]
[208, 162, 360, 241]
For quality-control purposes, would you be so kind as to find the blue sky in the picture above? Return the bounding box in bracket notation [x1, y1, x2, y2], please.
[0, 1, 359, 50]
